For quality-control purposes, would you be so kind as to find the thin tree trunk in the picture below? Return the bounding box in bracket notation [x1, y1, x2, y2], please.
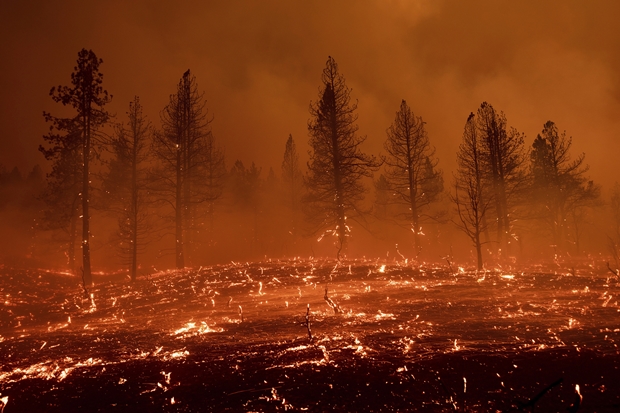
[475, 233, 483, 270]
[328, 81, 346, 257]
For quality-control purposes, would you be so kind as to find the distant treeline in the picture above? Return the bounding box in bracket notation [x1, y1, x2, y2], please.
[2, 49, 618, 278]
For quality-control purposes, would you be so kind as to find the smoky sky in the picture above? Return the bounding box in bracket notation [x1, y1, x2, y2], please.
[1, 0, 619, 191]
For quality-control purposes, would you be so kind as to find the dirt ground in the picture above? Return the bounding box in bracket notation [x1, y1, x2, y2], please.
[1, 259, 619, 412]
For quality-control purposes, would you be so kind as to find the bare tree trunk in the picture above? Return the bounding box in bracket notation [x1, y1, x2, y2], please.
[475, 233, 483, 270]
[329, 82, 346, 258]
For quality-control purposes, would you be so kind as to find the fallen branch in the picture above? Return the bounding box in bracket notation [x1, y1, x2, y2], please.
[324, 286, 341, 314]
[516, 377, 563, 411]
[606, 262, 619, 277]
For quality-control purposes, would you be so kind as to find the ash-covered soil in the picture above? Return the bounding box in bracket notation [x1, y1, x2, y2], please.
[1, 259, 619, 412]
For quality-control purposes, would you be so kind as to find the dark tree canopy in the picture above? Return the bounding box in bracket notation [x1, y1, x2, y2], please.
[452, 113, 491, 270]
[304, 56, 379, 257]
[41, 49, 111, 284]
[382, 99, 443, 255]
[103, 96, 152, 281]
[151, 70, 215, 268]
[529, 121, 600, 253]
[475, 102, 527, 257]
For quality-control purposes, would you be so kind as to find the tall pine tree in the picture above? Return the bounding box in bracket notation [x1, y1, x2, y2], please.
[304, 57, 379, 258]
[103, 97, 152, 281]
[42, 49, 111, 285]
[382, 100, 443, 256]
[151, 70, 214, 268]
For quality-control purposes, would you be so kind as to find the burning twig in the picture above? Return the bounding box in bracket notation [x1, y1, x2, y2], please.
[515, 377, 563, 411]
[567, 384, 582, 413]
[238, 305, 243, 323]
[301, 304, 313, 342]
[324, 286, 341, 314]
[0, 395, 8, 413]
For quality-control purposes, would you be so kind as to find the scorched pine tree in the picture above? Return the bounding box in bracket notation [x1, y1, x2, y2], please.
[304, 56, 379, 258]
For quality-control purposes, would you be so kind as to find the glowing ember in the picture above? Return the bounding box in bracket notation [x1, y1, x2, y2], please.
[0, 261, 618, 411]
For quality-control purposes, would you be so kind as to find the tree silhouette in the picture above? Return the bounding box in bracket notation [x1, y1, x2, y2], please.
[475, 102, 527, 257]
[281, 134, 303, 239]
[151, 70, 214, 268]
[304, 56, 379, 257]
[529, 121, 600, 253]
[42, 49, 111, 284]
[102, 97, 152, 281]
[452, 113, 491, 270]
[382, 99, 443, 256]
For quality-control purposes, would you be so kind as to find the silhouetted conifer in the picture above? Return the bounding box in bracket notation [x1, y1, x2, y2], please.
[304, 56, 379, 258]
[382, 100, 443, 256]
[41, 49, 111, 283]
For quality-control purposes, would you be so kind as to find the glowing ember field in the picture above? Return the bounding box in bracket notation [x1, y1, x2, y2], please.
[1, 260, 619, 412]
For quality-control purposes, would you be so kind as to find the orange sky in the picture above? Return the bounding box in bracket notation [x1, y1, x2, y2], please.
[1, 0, 619, 192]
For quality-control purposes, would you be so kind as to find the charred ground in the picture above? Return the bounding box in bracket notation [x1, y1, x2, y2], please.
[1, 260, 619, 412]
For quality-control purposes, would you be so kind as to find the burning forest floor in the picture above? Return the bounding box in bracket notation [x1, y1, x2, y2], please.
[1, 259, 619, 412]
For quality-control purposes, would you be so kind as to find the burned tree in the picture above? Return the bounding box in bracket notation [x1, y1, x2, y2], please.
[42, 49, 111, 285]
[102, 97, 152, 281]
[304, 56, 379, 257]
[529, 121, 600, 253]
[151, 70, 215, 268]
[452, 113, 491, 270]
[382, 99, 443, 255]
[281, 134, 303, 238]
[475, 102, 527, 257]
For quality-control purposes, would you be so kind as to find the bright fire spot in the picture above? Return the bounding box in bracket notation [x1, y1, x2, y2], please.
[162, 350, 189, 361]
[379, 265, 386, 273]
[500, 274, 515, 280]
[172, 322, 223, 337]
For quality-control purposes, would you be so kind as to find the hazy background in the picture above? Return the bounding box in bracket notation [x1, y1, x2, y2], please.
[1, 0, 619, 186]
[1, 0, 619, 268]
